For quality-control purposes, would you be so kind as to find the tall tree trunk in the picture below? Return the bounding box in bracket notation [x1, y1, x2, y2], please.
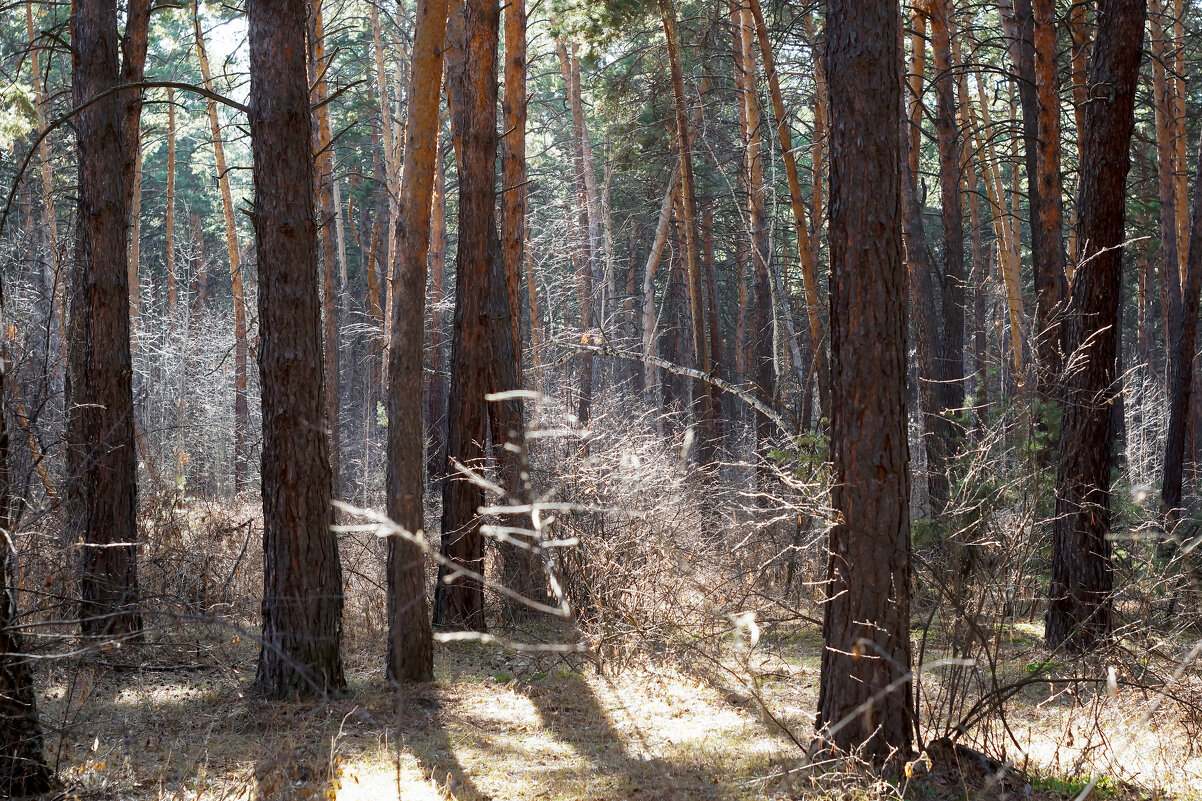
[386, 0, 448, 683]
[248, 0, 345, 697]
[498, 0, 539, 606]
[817, 0, 913, 766]
[435, 0, 503, 631]
[311, 1, 342, 496]
[68, 0, 150, 638]
[1, 272, 52, 797]
[659, 0, 717, 463]
[194, 2, 251, 492]
[1030, 0, 1068, 388]
[1047, 0, 1145, 652]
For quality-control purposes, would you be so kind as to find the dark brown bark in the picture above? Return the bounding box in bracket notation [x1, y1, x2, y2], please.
[1048, 0, 1145, 652]
[435, 0, 502, 631]
[1, 275, 52, 796]
[248, 0, 345, 697]
[386, 0, 449, 683]
[817, 0, 913, 767]
[68, 0, 150, 638]
[497, 0, 540, 606]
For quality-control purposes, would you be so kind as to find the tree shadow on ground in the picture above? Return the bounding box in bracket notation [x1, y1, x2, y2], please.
[517, 670, 729, 800]
[401, 683, 495, 801]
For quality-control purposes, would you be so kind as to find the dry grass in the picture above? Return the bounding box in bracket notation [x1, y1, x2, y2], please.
[21, 619, 1202, 801]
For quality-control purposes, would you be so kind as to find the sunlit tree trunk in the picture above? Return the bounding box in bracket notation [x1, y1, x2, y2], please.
[248, 0, 345, 697]
[435, 0, 504, 630]
[386, 0, 448, 682]
[1048, 0, 1145, 652]
[817, 0, 913, 766]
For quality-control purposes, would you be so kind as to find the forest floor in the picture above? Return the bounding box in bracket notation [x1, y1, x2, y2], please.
[29, 618, 1202, 801]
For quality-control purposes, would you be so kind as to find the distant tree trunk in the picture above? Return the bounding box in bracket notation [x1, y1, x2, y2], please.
[426, 141, 450, 482]
[1047, 0, 1145, 652]
[817, 0, 912, 767]
[930, 0, 966, 424]
[435, 0, 503, 631]
[1, 272, 52, 797]
[128, 145, 143, 327]
[748, 0, 829, 421]
[68, 0, 150, 638]
[900, 100, 952, 516]
[557, 41, 597, 427]
[248, 0, 345, 697]
[966, 80, 1026, 374]
[165, 89, 178, 322]
[194, 2, 251, 491]
[1162, 110, 1202, 541]
[1150, 0, 1183, 381]
[1030, 0, 1067, 388]
[311, 1, 342, 496]
[659, 0, 718, 464]
[26, 3, 67, 376]
[642, 168, 680, 405]
[732, 1, 775, 451]
[372, 3, 401, 394]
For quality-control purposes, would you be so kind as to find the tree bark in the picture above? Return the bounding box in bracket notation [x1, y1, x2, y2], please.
[248, 0, 345, 697]
[817, 0, 913, 767]
[1048, 0, 1145, 652]
[435, 0, 503, 631]
[69, 0, 150, 638]
[497, 0, 540, 606]
[384, 0, 448, 684]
